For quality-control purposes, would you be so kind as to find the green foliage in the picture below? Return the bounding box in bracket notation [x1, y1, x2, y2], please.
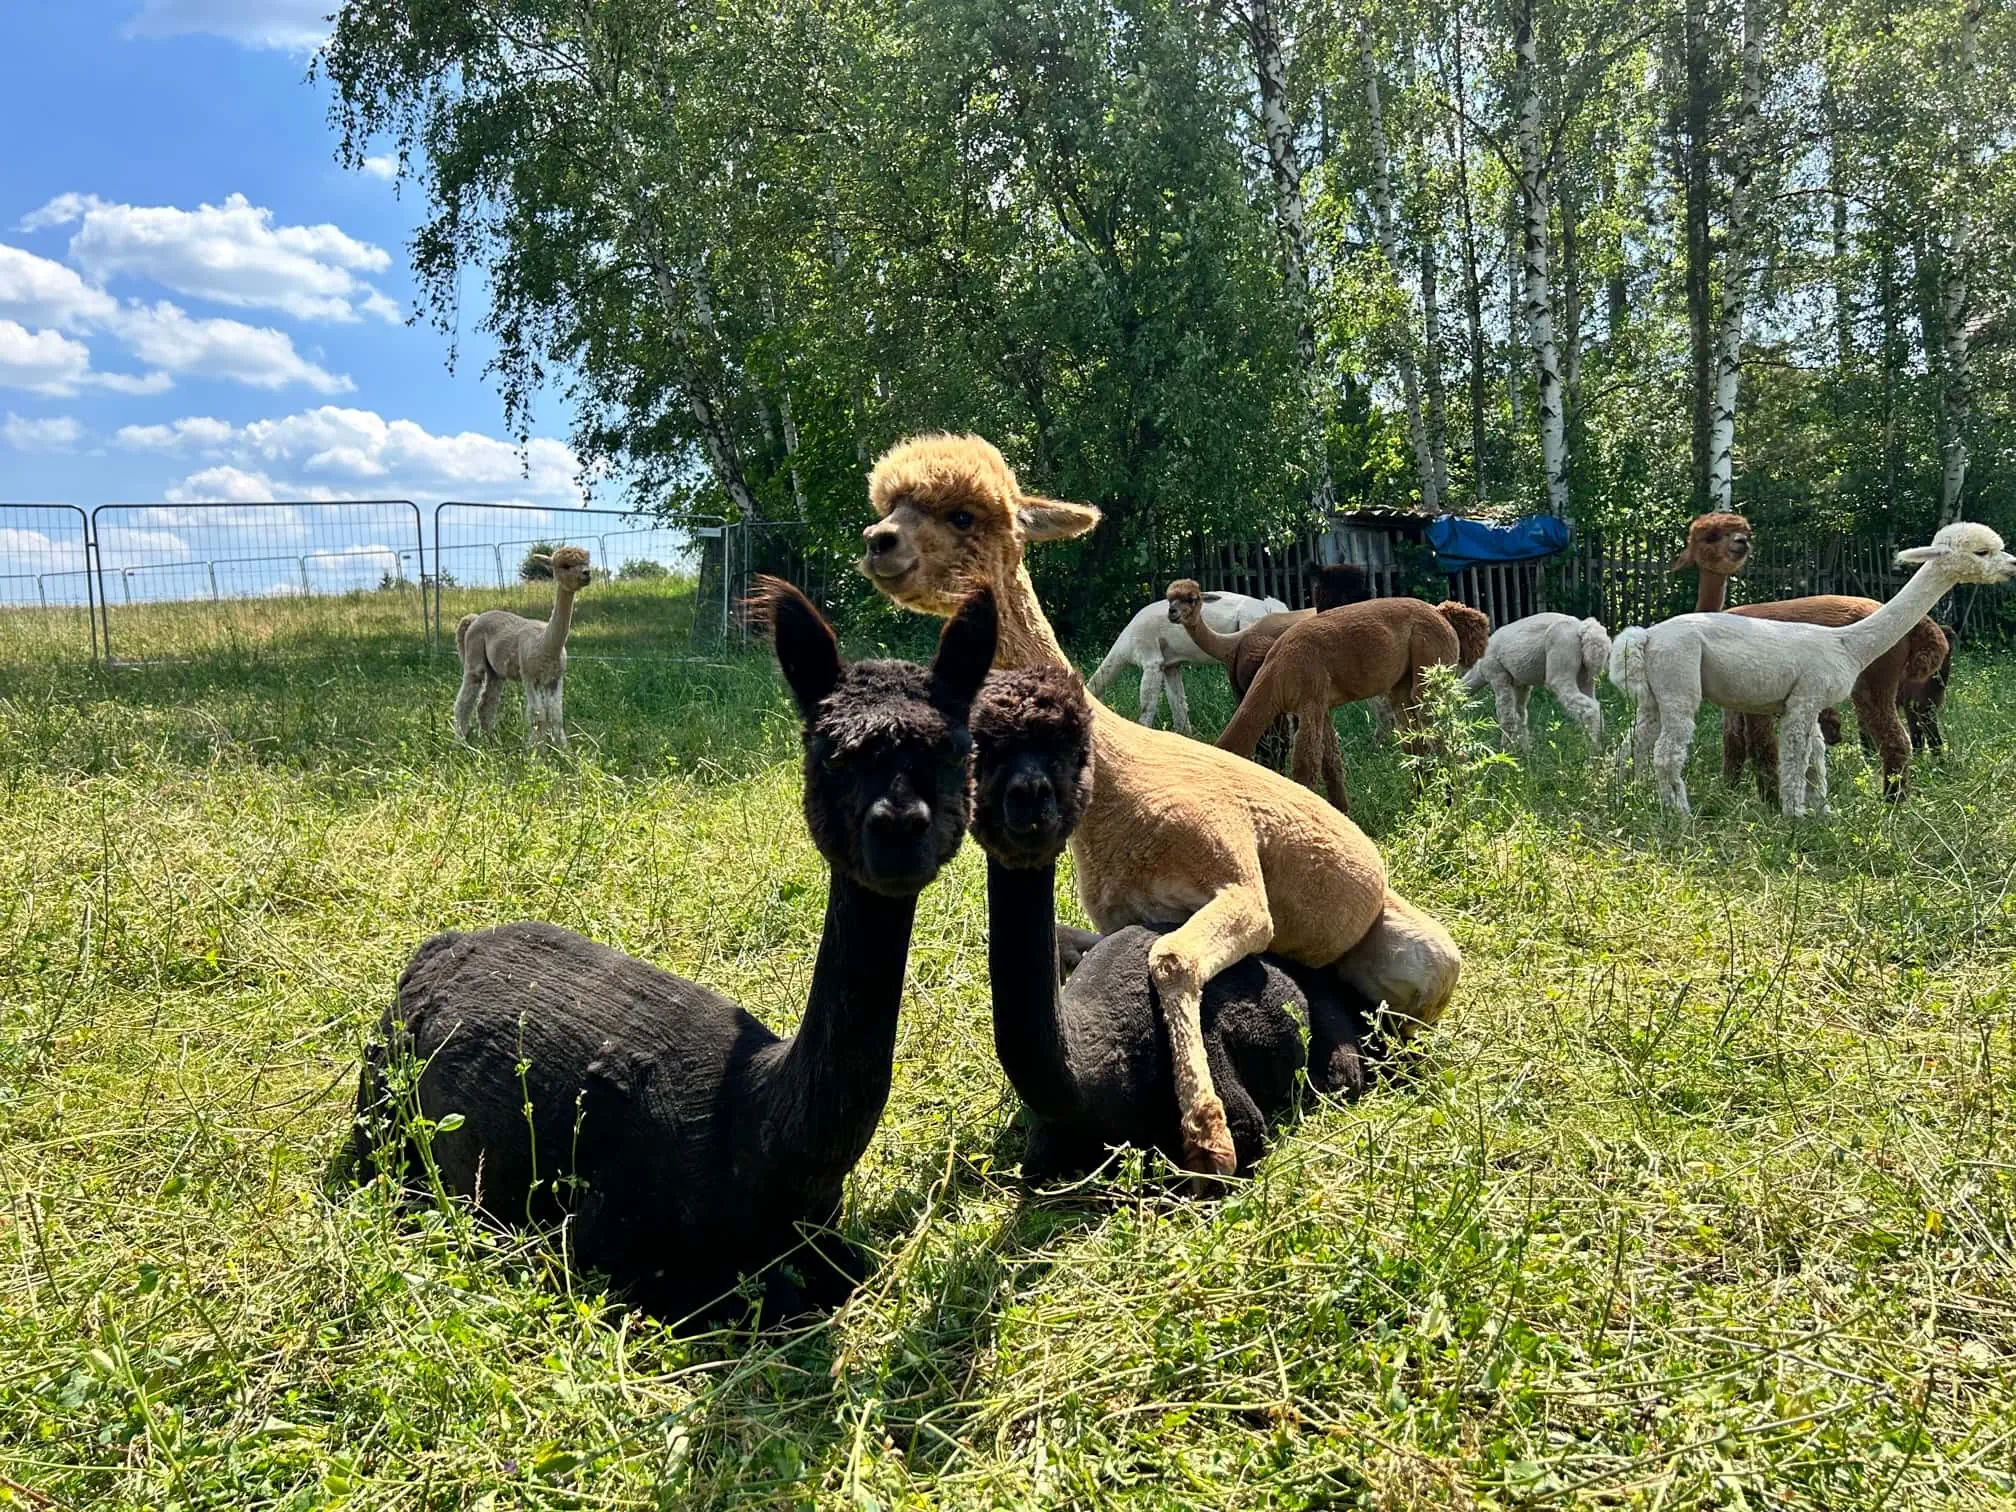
[615, 557, 670, 581]
[518, 542, 560, 582]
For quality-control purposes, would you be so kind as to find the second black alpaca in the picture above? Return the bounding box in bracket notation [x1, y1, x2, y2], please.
[971, 666, 1374, 1181]
[351, 580, 996, 1325]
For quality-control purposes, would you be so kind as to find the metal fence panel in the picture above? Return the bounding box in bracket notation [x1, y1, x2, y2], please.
[88, 500, 425, 663]
[0, 504, 96, 663]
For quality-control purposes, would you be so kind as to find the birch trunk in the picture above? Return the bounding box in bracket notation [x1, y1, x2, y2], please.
[1706, 0, 1763, 515]
[1359, 22, 1437, 513]
[1448, 8, 1490, 506]
[1513, 0, 1568, 516]
[1683, 0, 1714, 512]
[1421, 238, 1451, 510]
[1938, 0, 1982, 524]
[643, 247, 763, 522]
[1248, 0, 1338, 515]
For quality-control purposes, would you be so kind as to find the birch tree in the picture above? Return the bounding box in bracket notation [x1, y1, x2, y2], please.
[1512, 0, 1569, 515]
[1706, 0, 1764, 515]
[1938, 0, 1983, 523]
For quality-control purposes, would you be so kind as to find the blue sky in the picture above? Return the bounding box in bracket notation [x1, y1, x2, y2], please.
[0, 1, 603, 597]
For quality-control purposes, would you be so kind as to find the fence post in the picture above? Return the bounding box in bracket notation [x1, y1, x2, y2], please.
[208, 561, 219, 600]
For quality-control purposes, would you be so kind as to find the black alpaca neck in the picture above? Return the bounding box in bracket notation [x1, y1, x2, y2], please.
[984, 857, 1085, 1118]
[763, 869, 918, 1193]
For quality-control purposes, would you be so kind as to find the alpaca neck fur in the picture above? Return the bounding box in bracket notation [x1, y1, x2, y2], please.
[1695, 570, 1731, 613]
[1174, 603, 1248, 668]
[1838, 559, 1962, 674]
[535, 584, 578, 672]
[757, 871, 916, 1196]
[990, 561, 1072, 670]
[984, 857, 1087, 1119]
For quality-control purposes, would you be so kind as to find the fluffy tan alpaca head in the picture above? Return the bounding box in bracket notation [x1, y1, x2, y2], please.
[533, 545, 593, 593]
[1670, 513, 1753, 577]
[1164, 578, 1206, 625]
[859, 433, 1101, 615]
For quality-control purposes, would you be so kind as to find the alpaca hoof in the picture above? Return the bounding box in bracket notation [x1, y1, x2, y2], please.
[1179, 1100, 1237, 1177]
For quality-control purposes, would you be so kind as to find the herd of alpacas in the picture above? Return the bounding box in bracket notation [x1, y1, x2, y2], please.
[359, 432, 2014, 1328]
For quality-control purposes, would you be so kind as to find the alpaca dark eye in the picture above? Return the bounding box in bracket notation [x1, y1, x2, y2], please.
[949, 510, 975, 531]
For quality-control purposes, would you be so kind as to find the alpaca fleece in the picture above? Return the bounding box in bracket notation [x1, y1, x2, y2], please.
[355, 580, 996, 1325]
[1462, 611, 1611, 750]
[857, 432, 1459, 1177]
[1086, 588, 1286, 733]
[969, 669, 1370, 1182]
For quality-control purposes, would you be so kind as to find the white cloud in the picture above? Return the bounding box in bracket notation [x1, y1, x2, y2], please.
[122, 0, 331, 51]
[0, 321, 94, 395]
[145, 406, 585, 509]
[361, 155, 398, 181]
[3, 413, 82, 451]
[25, 193, 396, 325]
[110, 303, 351, 393]
[94, 525, 195, 570]
[164, 465, 285, 504]
[117, 416, 234, 452]
[0, 527, 90, 576]
[0, 244, 117, 330]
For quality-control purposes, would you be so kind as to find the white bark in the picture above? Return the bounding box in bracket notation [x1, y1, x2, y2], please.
[643, 247, 762, 522]
[1939, 0, 1982, 524]
[1513, 0, 1567, 516]
[1248, 0, 1338, 515]
[1421, 238, 1451, 509]
[1359, 23, 1437, 514]
[1707, 0, 1763, 515]
[780, 390, 808, 519]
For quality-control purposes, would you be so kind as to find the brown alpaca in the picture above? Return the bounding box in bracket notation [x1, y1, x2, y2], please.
[1204, 597, 1487, 813]
[857, 434, 1461, 1177]
[1674, 512, 1947, 801]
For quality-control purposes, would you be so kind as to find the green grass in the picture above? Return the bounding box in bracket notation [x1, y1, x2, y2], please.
[4, 586, 2016, 1508]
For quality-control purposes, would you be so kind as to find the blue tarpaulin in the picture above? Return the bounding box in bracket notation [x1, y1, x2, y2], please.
[1424, 513, 1570, 573]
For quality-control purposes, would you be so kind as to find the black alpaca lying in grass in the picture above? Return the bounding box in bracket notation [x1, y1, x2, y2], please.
[968, 666, 1375, 1182]
[352, 578, 996, 1324]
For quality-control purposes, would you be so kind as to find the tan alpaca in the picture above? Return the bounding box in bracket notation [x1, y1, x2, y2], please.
[857, 433, 1460, 1176]
[453, 545, 592, 748]
[1165, 563, 1370, 698]
[1673, 513, 1946, 801]
[1205, 596, 1488, 813]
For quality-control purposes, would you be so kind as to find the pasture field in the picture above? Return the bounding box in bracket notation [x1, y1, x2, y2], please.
[4, 583, 2016, 1509]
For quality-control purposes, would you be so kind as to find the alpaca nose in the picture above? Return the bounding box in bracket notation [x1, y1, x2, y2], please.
[1003, 770, 1054, 832]
[864, 523, 900, 556]
[869, 788, 931, 838]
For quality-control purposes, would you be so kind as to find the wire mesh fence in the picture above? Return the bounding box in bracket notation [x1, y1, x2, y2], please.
[86, 500, 427, 663]
[0, 504, 96, 663]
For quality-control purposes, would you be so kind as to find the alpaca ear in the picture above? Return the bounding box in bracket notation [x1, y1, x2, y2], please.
[1895, 545, 1942, 566]
[1667, 544, 1695, 572]
[754, 575, 842, 720]
[930, 585, 998, 717]
[1017, 496, 1101, 542]
[1201, 592, 1224, 604]
[531, 553, 553, 566]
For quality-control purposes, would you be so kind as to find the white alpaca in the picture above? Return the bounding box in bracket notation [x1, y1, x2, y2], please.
[1462, 612, 1611, 750]
[1086, 589, 1287, 733]
[1609, 523, 2013, 816]
[453, 546, 593, 748]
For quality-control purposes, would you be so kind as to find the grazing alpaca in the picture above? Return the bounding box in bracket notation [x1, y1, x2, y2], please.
[1461, 612, 1612, 750]
[969, 667, 1375, 1182]
[353, 580, 996, 1324]
[1898, 624, 1957, 753]
[1210, 596, 1490, 813]
[1165, 564, 1373, 701]
[858, 433, 1459, 1176]
[1086, 587, 1286, 733]
[1674, 512, 1948, 801]
[453, 545, 592, 748]
[1611, 523, 2013, 816]
[1166, 564, 1374, 770]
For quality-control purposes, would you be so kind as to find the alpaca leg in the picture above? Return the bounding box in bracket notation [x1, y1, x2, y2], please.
[1805, 716, 1829, 814]
[1145, 885, 1274, 1177]
[452, 670, 486, 742]
[1513, 687, 1533, 745]
[1776, 718, 1810, 818]
[1851, 682, 1909, 801]
[1544, 638, 1600, 745]
[1163, 664, 1194, 736]
[1652, 699, 1698, 815]
[1333, 887, 1461, 1043]
[1369, 696, 1395, 745]
[1492, 676, 1528, 750]
[1721, 713, 1748, 786]
[1745, 716, 1781, 805]
[1136, 660, 1166, 728]
[523, 683, 545, 748]
[1818, 706, 1844, 746]
[1290, 706, 1340, 811]
[476, 675, 504, 735]
[1319, 721, 1349, 815]
[546, 681, 568, 749]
